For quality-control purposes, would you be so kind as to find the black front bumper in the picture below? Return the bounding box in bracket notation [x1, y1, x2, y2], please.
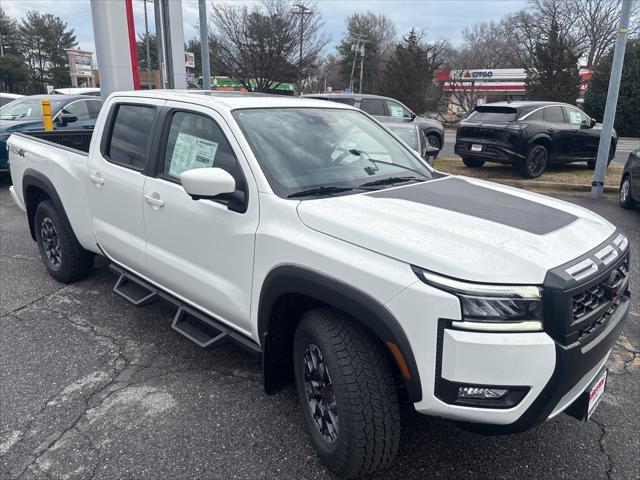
[445, 234, 631, 434]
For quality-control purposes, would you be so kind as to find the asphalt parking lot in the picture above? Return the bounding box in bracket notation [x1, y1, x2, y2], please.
[1, 174, 638, 480]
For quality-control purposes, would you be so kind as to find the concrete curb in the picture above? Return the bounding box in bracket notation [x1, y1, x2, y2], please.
[489, 178, 619, 195]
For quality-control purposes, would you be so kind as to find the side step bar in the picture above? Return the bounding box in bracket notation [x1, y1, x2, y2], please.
[109, 264, 261, 356]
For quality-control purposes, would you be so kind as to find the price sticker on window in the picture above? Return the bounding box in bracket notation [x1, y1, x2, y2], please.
[169, 132, 219, 178]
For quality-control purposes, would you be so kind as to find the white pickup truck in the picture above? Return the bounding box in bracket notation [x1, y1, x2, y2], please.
[7, 91, 631, 478]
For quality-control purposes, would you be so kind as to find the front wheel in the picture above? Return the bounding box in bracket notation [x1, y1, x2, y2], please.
[293, 307, 400, 479]
[619, 175, 636, 209]
[34, 200, 94, 283]
[462, 157, 485, 168]
[520, 144, 548, 178]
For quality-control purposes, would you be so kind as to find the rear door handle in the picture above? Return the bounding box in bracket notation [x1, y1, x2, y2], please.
[144, 193, 165, 208]
[88, 173, 104, 186]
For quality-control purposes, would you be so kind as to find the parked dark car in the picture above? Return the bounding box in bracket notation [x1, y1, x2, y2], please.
[455, 101, 617, 178]
[620, 149, 640, 209]
[0, 94, 102, 171]
[304, 93, 445, 151]
[381, 122, 439, 166]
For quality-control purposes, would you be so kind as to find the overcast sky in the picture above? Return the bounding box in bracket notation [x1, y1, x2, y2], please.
[2, 0, 527, 61]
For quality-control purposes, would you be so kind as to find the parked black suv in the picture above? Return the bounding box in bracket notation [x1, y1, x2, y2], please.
[305, 93, 445, 151]
[455, 101, 617, 178]
[620, 149, 640, 209]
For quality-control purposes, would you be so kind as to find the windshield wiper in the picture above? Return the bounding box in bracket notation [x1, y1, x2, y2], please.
[348, 149, 430, 178]
[287, 186, 355, 198]
[359, 176, 425, 188]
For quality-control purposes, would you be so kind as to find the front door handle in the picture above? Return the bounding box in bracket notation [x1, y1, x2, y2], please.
[547, 129, 556, 133]
[144, 193, 165, 208]
[88, 172, 104, 186]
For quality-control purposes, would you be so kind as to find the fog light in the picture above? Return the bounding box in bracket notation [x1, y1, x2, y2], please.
[458, 387, 509, 399]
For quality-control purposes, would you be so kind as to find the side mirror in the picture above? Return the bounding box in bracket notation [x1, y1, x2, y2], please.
[180, 167, 236, 199]
[590, 118, 597, 128]
[58, 113, 78, 125]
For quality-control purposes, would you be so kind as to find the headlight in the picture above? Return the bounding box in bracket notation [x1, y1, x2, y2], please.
[412, 267, 543, 332]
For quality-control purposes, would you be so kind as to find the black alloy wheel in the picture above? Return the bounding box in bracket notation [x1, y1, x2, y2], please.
[426, 133, 442, 150]
[521, 144, 548, 178]
[40, 217, 62, 268]
[302, 343, 339, 444]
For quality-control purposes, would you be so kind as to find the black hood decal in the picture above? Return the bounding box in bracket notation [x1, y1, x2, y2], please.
[368, 177, 577, 235]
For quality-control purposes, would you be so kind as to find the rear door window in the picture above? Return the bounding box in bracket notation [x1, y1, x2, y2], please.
[385, 100, 413, 119]
[564, 107, 590, 127]
[106, 104, 156, 170]
[359, 98, 386, 116]
[543, 106, 565, 124]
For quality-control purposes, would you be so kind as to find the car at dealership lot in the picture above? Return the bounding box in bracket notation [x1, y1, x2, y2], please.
[619, 148, 640, 209]
[305, 92, 445, 151]
[7, 91, 630, 478]
[455, 101, 617, 178]
[0, 92, 24, 108]
[0, 94, 102, 171]
[381, 122, 439, 165]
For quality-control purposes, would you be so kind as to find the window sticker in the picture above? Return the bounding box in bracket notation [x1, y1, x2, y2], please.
[169, 132, 218, 178]
[388, 104, 404, 117]
[568, 110, 582, 125]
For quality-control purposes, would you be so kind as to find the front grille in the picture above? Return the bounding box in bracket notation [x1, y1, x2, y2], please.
[573, 283, 607, 320]
[543, 242, 630, 347]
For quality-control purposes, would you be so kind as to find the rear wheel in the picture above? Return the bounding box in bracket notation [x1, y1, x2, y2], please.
[619, 175, 636, 209]
[426, 133, 442, 150]
[293, 307, 400, 478]
[462, 157, 485, 168]
[34, 200, 94, 283]
[519, 144, 548, 178]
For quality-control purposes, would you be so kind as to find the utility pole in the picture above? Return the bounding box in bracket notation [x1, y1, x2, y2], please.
[292, 4, 312, 94]
[199, 0, 211, 90]
[142, 0, 152, 89]
[358, 43, 365, 93]
[349, 33, 365, 93]
[591, 0, 633, 198]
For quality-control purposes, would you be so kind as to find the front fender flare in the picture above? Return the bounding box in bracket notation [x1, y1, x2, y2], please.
[258, 264, 422, 402]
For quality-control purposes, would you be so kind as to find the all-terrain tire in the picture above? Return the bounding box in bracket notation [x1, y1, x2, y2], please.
[293, 307, 401, 479]
[34, 200, 94, 283]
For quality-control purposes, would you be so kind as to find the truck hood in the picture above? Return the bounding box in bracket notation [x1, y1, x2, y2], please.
[296, 176, 615, 284]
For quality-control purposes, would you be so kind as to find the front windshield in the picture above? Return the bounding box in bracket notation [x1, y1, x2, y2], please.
[0, 98, 64, 120]
[386, 125, 418, 150]
[233, 108, 433, 198]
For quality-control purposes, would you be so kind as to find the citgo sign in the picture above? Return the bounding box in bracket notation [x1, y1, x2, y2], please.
[464, 70, 494, 78]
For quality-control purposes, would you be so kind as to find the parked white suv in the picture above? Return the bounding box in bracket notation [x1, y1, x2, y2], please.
[7, 91, 631, 478]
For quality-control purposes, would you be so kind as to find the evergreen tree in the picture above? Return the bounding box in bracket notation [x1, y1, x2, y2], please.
[380, 29, 443, 114]
[18, 11, 77, 92]
[583, 39, 640, 137]
[0, 7, 20, 56]
[525, 20, 581, 104]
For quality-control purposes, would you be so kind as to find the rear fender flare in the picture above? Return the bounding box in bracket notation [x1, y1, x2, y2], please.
[22, 168, 78, 244]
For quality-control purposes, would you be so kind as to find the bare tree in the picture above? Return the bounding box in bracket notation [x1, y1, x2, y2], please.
[208, 0, 326, 93]
[574, 0, 640, 67]
[461, 21, 522, 68]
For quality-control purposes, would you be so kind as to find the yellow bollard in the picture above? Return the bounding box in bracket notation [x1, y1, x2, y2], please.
[41, 99, 53, 131]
